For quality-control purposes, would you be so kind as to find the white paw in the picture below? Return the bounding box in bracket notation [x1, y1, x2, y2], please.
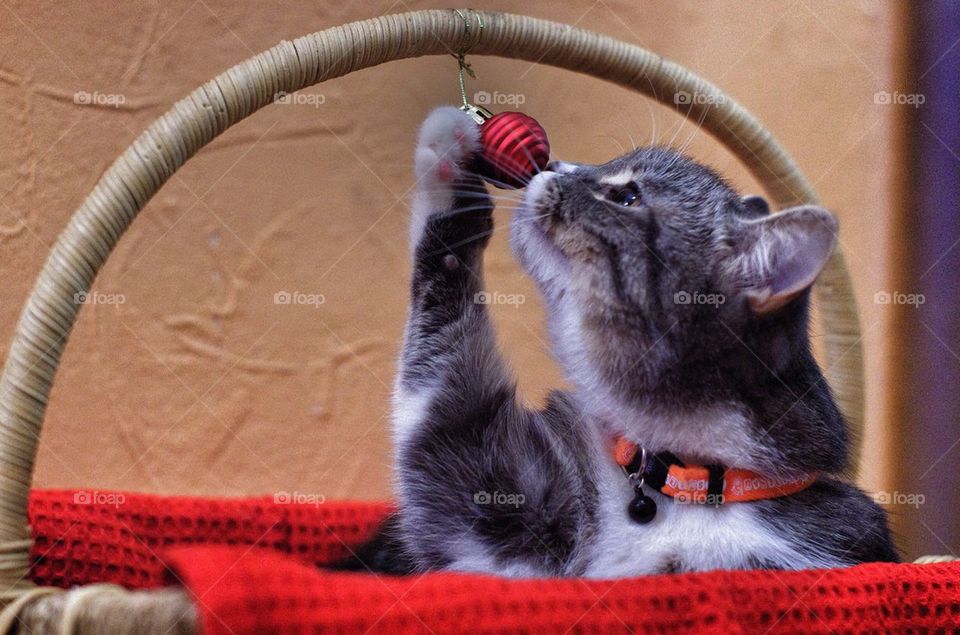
[414, 106, 481, 183]
[410, 107, 481, 249]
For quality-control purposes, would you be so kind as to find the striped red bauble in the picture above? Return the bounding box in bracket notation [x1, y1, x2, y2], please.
[477, 111, 550, 189]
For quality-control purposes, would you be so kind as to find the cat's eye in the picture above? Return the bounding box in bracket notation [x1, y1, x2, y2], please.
[607, 183, 641, 207]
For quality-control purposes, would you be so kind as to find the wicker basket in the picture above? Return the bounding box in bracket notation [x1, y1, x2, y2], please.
[0, 8, 950, 633]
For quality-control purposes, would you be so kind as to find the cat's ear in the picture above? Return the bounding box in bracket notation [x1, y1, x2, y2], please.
[728, 205, 838, 315]
[740, 195, 770, 216]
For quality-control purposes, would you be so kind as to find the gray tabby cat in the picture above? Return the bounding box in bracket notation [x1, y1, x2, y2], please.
[371, 106, 897, 577]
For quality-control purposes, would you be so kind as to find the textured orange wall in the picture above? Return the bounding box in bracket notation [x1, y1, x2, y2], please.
[1, 1, 904, 512]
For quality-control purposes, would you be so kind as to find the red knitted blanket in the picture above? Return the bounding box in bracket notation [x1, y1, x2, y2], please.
[27, 490, 959, 633]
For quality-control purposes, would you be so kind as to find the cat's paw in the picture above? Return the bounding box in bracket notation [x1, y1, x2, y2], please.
[410, 107, 482, 248]
[414, 106, 481, 185]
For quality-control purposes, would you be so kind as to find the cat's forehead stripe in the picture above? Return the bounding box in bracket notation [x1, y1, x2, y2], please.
[599, 169, 635, 187]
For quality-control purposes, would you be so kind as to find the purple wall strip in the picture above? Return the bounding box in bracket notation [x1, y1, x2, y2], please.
[904, 0, 960, 558]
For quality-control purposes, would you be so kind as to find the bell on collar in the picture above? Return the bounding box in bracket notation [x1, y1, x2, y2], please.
[628, 488, 657, 524]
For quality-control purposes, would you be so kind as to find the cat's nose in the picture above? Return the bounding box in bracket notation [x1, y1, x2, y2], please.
[545, 161, 576, 174]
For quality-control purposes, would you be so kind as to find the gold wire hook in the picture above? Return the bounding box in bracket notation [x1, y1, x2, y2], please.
[451, 9, 485, 108]
[453, 8, 485, 55]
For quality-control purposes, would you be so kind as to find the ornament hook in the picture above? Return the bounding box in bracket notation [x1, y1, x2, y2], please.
[451, 9, 486, 112]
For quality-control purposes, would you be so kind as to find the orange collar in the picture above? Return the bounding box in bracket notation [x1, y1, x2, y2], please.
[613, 437, 818, 505]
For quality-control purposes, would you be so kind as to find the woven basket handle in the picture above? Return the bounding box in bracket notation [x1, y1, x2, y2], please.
[0, 8, 863, 602]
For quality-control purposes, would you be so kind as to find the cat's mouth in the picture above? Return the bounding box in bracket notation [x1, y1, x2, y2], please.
[509, 171, 573, 296]
[514, 174, 568, 253]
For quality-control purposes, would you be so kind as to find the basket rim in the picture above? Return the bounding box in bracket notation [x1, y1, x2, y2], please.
[0, 7, 864, 623]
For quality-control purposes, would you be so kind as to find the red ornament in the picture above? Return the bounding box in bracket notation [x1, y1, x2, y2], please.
[477, 112, 550, 189]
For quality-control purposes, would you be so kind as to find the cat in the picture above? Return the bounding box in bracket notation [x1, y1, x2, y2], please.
[357, 106, 898, 577]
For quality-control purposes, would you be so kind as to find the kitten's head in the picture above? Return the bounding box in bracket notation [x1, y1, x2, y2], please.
[511, 147, 838, 413]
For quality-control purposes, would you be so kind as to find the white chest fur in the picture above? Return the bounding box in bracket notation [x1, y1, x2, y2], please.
[583, 459, 834, 577]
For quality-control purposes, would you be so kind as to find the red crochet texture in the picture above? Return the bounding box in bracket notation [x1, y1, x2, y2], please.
[27, 490, 960, 634]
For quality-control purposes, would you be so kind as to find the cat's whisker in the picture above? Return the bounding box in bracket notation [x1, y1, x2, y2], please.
[664, 116, 687, 153]
[647, 105, 659, 148]
[417, 186, 520, 194]
[503, 157, 540, 185]
[416, 189, 521, 203]
[425, 204, 552, 251]
[505, 209, 552, 223]
[477, 142, 553, 189]
[426, 208, 556, 255]
[520, 146, 544, 178]
[515, 143, 551, 183]
[620, 122, 638, 153]
[603, 133, 628, 156]
[423, 227, 497, 256]
[425, 192, 523, 205]
[431, 204, 501, 217]
[660, 107, 708, 174]
[660, 123, 695, 173]
[478, 171, 526, 190]
[676, 107, 709, 157]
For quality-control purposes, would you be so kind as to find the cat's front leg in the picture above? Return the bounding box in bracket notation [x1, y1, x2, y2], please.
[391, 109, 593, 576]
[393, 106, 505, 450]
